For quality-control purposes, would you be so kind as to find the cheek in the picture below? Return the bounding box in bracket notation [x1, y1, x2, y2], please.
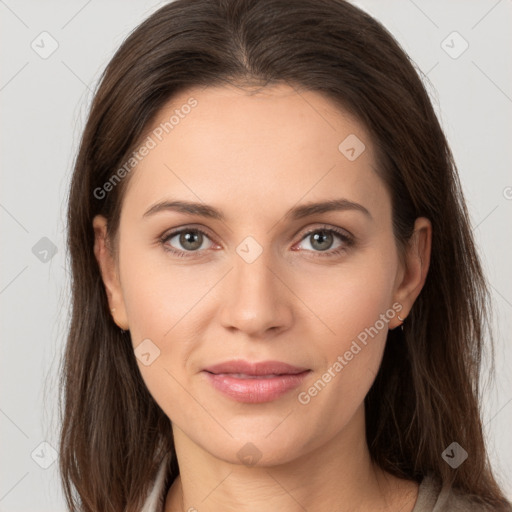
[294, 245, 398, 408]
[117, 242, 222, 412]
[119, 238, 214, 343]
[118, 260, 203, 420]
[297, 243, 398, 349]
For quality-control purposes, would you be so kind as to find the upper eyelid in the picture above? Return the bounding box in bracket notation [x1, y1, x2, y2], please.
[299, 224, 352, 239]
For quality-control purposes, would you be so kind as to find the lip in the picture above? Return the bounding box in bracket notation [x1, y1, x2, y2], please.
[204, 359, 309, 376]
[202, 359, 311, 403]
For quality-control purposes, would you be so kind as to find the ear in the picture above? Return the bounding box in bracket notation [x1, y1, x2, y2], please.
[93, 215, 129, 330]
[390, 217, 432, 328]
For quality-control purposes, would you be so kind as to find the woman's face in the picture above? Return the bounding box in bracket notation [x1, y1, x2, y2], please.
[95, 83, 429, 466]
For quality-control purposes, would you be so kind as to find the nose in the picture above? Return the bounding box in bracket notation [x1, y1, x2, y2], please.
[218, 245, 293, 338]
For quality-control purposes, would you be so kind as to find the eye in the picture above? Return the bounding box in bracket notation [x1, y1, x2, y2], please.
[295, 226, 354, 257]
[161, 228, 216, 257]
[160, 225, 354, 259]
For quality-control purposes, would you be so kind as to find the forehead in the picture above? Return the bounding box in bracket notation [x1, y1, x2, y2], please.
[121, 83, 389, 224]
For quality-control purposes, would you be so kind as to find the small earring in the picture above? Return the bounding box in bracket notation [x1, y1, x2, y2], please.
[397, 315, 405, 331]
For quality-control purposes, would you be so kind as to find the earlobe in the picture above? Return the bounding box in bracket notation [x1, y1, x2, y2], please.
[92, 215, 129, 330]
[391, 217, 432, 329]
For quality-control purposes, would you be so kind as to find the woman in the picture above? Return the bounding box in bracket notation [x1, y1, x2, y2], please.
[59, 0, 511, 510]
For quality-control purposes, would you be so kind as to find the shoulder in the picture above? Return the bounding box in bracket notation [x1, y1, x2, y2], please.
[414, 473, 510, 512]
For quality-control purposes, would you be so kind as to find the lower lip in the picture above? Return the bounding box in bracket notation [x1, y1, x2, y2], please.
[203, 371, 311, 403]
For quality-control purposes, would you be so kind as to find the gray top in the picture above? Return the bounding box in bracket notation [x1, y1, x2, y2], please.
[410, 474, 493, 511]
[140, 457, 494, 511]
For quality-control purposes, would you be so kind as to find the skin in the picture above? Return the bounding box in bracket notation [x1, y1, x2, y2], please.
[93, 83, 431, 512]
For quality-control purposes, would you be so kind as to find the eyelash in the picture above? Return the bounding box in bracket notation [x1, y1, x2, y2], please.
[159, 224, 355, 260]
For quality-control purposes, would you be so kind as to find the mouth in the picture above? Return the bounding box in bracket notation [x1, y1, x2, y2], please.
[202, 359, 311, 403]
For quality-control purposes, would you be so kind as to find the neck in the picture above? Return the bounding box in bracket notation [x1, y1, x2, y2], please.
[164, 406, 418, 512]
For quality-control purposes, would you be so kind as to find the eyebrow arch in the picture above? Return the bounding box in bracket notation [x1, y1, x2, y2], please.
[142, 198, 372, 221]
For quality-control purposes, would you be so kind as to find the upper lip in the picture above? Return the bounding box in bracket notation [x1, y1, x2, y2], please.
[203, 360, 309, 376]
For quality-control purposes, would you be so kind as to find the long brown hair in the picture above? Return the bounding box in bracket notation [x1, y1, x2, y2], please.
[59, 0, 511, 510]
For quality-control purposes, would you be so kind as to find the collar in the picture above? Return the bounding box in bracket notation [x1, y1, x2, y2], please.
[140, 455, 170, 512]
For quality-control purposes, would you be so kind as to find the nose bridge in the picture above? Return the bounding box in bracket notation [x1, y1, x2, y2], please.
[218, 238, 291, 336]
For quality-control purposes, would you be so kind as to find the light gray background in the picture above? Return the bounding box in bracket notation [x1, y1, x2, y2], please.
[0, 1, 511, 510]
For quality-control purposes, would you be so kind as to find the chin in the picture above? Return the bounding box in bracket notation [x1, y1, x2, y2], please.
[187, 421, 316, 468]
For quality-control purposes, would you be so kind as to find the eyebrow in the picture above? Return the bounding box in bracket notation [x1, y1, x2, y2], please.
[143, 198, 372, 221]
